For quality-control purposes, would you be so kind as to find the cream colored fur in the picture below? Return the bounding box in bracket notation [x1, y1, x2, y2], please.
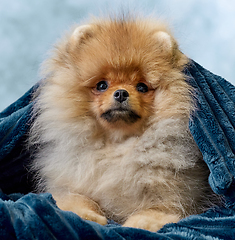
[29, 16, 214, 231]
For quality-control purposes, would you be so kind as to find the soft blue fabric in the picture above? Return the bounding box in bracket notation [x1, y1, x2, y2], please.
[186, 60, 235, 200]
[0, 192, 235, 240]
[0, 85, 34, 159]
[0, 60, 235, 239]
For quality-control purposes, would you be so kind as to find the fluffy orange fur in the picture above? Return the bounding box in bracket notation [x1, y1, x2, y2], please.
[29, 15, 216, 232]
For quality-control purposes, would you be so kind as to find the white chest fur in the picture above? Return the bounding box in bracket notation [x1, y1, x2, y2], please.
[37, 117, 202, 222]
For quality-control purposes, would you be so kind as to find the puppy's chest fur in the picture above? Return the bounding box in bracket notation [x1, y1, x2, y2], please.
[43, 118, 205, 223]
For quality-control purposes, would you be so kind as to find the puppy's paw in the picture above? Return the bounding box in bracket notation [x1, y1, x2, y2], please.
[123, 210, 180, 232]
[53, 193, 107, 225]
[78, 208, 107, 225]
[123, 214, 162, 232]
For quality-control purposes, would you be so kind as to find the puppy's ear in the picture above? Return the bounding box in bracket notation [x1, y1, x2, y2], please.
[154, 31, 173, 50]
[70, 25, 93, 46]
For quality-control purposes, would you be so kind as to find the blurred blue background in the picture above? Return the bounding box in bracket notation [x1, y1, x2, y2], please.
[0, 0, 235, 111]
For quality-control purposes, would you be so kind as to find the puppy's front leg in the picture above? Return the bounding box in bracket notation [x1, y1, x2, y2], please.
[53, 192, 107, 225]
[123, 209, 180, 232]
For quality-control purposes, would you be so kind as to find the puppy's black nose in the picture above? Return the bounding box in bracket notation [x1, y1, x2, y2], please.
[114, 89, 129, 103]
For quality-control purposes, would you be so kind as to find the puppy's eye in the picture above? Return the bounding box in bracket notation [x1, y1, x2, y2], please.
[96, 81, 108, 91]
[136, 83, 148, 93]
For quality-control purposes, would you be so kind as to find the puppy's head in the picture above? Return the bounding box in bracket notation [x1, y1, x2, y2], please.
[43, 17, 189, 140]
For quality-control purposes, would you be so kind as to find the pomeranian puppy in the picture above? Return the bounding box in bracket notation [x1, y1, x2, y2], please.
[29, 15, 214, 231]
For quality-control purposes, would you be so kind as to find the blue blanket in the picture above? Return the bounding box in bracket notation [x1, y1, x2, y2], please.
[1, 60, 235, 239]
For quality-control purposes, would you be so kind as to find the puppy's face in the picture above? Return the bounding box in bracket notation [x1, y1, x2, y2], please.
[64, 21, 176, 137]
[90, 69, 155, 135]
[48, 19, 188, 139]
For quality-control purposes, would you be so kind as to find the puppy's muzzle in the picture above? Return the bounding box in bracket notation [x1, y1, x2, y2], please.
[101, 89, 140, 124]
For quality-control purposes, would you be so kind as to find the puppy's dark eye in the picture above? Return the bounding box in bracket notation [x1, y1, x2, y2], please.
[136, 83, 148, 93]
[96, 81, 108, 91]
